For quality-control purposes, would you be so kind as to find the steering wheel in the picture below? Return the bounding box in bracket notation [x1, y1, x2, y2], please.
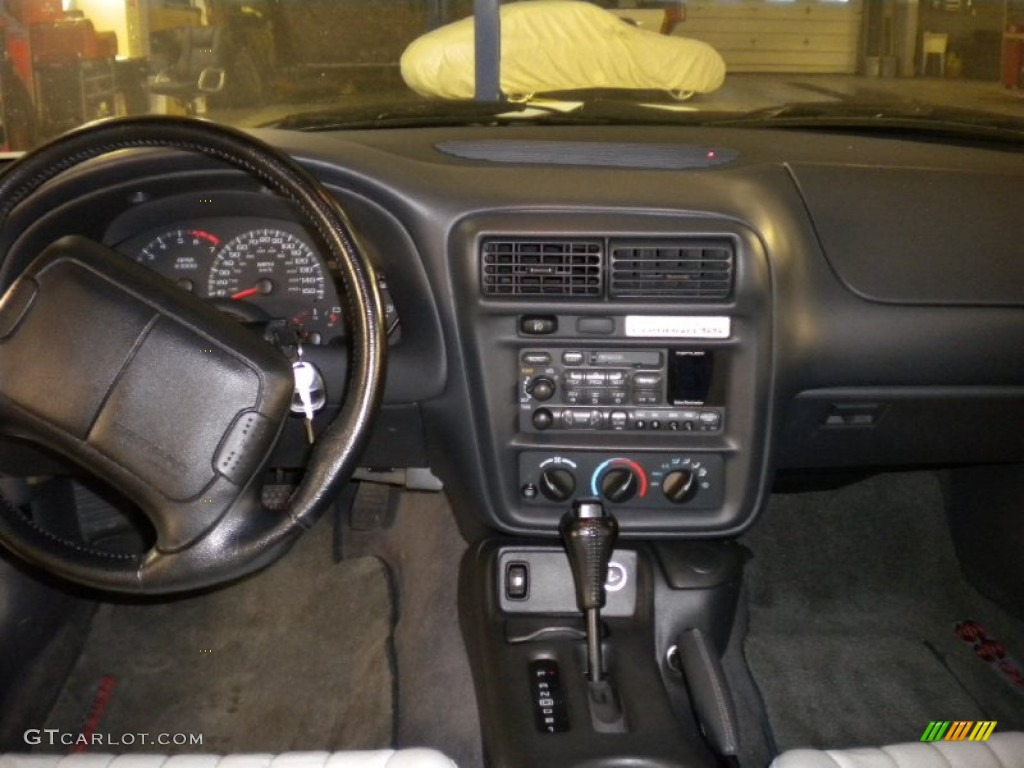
[0, 116, 386, 594]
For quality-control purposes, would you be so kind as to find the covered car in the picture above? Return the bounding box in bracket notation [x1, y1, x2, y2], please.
[400, 0, 725, 100]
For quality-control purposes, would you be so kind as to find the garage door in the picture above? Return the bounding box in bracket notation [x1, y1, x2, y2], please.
[672, 0, 864, 74]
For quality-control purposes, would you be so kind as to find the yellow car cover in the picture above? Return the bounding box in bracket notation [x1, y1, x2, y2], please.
[401, 0, 726, 100]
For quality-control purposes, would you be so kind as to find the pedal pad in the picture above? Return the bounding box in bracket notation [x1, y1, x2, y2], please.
[349, 482, 399, 531]
[262, 484, 296, 512]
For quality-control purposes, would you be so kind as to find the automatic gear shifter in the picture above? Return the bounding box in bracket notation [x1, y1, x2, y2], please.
[559, 499, 618, 682]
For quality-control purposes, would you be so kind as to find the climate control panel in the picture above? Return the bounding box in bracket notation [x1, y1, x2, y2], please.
[519, 451, 724, 510]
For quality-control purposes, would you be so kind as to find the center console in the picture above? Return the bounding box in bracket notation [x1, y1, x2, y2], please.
[448, 211, 773, 766]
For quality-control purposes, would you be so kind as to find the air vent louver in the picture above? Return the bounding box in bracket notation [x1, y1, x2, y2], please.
[482, 239, 603, 297]
[610, 240, 734, 300]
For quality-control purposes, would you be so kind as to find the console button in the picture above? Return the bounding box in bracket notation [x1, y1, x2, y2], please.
[522, 352, 551, 365]
[562, 351, 585, 365]
[506, 562, 529, 600]
[576, 316, 615, 335]
[520, 316, 557, 335]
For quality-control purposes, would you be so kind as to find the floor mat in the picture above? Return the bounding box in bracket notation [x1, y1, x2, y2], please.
[43, 523, 395, 754]
[741, 471, 1024, 754]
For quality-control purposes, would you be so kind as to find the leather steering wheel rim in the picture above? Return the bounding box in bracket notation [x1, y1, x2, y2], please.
[0, 116, 386, 593]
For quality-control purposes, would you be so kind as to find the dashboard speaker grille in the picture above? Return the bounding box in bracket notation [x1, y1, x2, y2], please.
[481, 239, 603, 296]
[609, 240, 734, 300]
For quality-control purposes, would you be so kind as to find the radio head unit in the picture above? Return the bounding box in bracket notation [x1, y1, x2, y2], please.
[519, 347, 726, 433]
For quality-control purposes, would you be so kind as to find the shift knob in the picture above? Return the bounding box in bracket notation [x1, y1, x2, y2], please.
[559, 499, 619, 612]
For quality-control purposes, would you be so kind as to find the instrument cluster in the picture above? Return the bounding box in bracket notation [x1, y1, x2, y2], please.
[115, 217, 397, 344]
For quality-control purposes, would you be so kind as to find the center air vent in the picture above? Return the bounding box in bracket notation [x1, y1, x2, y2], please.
[609, 240, 734, 300]
[481, 239, 603, 297]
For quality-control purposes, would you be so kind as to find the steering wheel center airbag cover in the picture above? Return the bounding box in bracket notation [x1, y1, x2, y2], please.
[0, 236, 293, 550]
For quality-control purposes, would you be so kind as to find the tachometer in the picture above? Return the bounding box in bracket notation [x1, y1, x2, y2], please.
[207, 228, 341, 343]
[135, 229, 220, 292]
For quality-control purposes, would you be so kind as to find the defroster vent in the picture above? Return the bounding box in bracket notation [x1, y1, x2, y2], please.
[482, 239, 603, 297]
[610, 240, 734, 300]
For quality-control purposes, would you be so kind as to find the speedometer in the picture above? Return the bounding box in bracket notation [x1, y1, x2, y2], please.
[207, 228, 340, 343]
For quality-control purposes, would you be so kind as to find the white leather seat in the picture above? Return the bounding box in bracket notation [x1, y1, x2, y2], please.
[0, 752, 455, 768]
[771, 731, 1024, 768]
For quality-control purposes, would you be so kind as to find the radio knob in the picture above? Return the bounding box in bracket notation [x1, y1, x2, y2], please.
[532, 408, 554, 430]
[601, 468, 638, 503]
[527, 376, 556, 402]
[662, 469, 698, 504]
[539, 468, 576, 502]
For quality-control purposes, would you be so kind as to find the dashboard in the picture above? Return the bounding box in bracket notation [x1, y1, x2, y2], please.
[1, 123, 1023, 540]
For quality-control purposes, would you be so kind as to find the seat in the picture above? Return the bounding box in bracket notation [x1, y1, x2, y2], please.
[149, 25, 228, 112]
[920, 31, 949, 77]
[0, 752, 455, 768]
[771, 731, 1024, 768]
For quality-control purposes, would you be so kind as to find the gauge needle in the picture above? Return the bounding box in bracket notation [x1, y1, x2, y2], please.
[231, 287, 261, 300]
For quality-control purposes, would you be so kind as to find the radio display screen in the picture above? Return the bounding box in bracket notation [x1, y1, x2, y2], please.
[667, 349, 724, 406]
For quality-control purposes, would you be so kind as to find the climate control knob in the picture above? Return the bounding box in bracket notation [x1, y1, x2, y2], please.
[527, 376, 556, 402]
[539, 468, 576, 502]
[600, 468, 638, 503]
[662, 469, 698, 504]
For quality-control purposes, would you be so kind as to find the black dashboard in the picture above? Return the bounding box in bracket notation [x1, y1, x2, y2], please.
[2, 123, 1022, 540]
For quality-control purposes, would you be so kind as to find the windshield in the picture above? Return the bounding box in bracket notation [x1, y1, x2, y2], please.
[3, 0, 1024, 150]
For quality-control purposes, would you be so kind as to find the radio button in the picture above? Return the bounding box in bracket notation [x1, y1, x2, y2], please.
[633, 373, 663, 389]
[699, 411, 721, 426]
[527, 377, 556, 401]
[522, 352, 551, 365]
[564, 370, 586, 384]
[564, 388, 583, 404]
[669, 421, 680, 431]
[650, 420, 661, 430]
[560, 409, 575, 428]
[584, 389, 606, 405]
[609, 390, 627, 405]
[562, 351, 585, 365]
[605, 370, 627, 386]
[636, 393, 659, 405]
[532, 409, 554, 430]
[635, 420, 646, 430]
[584, 371, 607, 385]
[609, 411, 629, 429]
[682, 421, 695, 431]
[681, 410, 700, 421]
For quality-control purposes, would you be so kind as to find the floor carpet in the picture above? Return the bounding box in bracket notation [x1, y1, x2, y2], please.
[42, 522, 395, 754]
[741, 471, 1024, 755]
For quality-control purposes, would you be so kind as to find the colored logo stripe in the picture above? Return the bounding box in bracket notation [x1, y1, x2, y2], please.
[945, 721, 974, 741]
[920, 720, 997, 742]
[921, 721, 950, 742]
[969, 721, 998, 741]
